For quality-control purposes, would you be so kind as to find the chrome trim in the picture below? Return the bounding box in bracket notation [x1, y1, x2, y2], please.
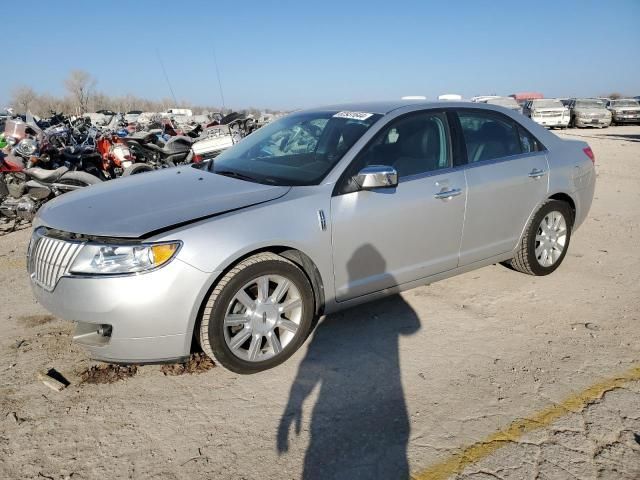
[397, 151, 548, 185]
[28, 228, 85, 292]
[528, 168, 548, 179]
[434, 188, 463, 200]
[318, 210, 327, 231]
[355, 165, 398, 189]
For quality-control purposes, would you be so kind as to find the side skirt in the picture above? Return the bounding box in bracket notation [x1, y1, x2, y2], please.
[323, 251, 514, 315]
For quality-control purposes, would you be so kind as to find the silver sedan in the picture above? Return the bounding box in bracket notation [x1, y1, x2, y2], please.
[28, 101, 596, 373]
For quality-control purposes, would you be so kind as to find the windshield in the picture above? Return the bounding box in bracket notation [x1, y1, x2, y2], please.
[575, 99, 606, 109]
[611, 100, 640, 108]
[208, 110, 382, 186]
[533, 100, 564, 108]
[487, 97, 519, 108]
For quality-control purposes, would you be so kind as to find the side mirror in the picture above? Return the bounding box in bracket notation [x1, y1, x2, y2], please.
[354, 165, 398, 190]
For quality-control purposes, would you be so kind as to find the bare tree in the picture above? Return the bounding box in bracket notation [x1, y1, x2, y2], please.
[10, 85, 37, 114]
[64, 70, 96, 115]
[608, 92, 623, 100]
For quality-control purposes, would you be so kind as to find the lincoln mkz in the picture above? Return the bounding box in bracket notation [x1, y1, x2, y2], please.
[28, 101, 596, 373]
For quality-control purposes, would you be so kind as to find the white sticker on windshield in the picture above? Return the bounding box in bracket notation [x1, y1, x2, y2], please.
[333, 111, 374, 121]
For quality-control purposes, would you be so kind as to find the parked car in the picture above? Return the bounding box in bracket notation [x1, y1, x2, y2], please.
[606, 99, 640, 125]
[28, 101, 595, 373]
[510, 92, 544, 107]
[476, 96, 522, 112]
[523, 99, 570, 129]
[566, 98, 612, 128]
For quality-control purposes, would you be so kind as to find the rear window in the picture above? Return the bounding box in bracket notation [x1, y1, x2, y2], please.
[457, 111, 522, 163]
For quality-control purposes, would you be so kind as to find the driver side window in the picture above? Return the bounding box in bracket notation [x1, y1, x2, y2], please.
[356, 112, 451, 179]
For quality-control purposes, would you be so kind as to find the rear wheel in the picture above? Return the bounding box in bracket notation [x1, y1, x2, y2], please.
[57, 171, 102, 189]
[504, 200, 573, 276]
[123, 163, 155, 176]
[199, 253, 314, 373]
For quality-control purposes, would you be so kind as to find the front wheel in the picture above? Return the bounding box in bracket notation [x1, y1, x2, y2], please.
[199, 253, 315, 373]
[504, 200, 573, 276]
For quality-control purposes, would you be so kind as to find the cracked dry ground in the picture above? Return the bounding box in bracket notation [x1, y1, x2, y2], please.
[440, 383, 640, 480]
[1, 126, 640, 480]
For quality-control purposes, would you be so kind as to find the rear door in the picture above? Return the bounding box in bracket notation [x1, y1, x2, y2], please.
[455, 109, 549, 265]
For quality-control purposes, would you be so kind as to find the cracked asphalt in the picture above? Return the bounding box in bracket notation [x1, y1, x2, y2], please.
[450, 382, 640, 480]
[1, 126, 639, 479]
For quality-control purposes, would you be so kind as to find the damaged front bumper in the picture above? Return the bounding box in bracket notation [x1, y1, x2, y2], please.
[30, 257, 214, 364]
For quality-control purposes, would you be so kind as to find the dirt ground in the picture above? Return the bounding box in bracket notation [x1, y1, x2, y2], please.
[1, 126, 639, 480]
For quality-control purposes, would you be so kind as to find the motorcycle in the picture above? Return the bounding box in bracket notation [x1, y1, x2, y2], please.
[123, 122, 198, 172]
[0, 150, 101, 230]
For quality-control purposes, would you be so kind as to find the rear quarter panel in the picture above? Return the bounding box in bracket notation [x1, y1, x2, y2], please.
[546, 139, 596, 230]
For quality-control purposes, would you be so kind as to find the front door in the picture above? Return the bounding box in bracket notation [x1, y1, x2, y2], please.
[330, 111, 467, 302]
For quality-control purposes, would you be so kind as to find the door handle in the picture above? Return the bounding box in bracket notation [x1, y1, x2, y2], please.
[528, 168, 547, 179]
[434, 188, 462, 200]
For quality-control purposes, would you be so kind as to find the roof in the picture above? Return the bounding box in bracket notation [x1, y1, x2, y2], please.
[304, 100, 474, 115]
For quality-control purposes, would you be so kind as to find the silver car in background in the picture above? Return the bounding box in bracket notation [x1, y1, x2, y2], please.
[28, 101, 596, 373]
[566, 98, 612, 128]
[607, 98, 640, 125]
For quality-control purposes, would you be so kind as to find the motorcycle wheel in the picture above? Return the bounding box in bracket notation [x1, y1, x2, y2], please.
[57, 171, 102, 188]
[123, 163, 155, 176]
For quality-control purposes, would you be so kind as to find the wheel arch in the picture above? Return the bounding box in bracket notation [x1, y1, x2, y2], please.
[512, 191, 578, 258]
[548, 192, 576, 224]
[187, 245, 325, 354]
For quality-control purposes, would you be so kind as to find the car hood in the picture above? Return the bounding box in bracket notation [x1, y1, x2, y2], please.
[533, 107, 567, 113]
[611, 107, 640, 113]
[574, 107, 609, 114]
[36, 166, 291, 238]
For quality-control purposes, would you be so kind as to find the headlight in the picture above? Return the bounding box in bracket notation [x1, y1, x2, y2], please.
[16, 138, 38, 156]
[70, 241, 181, 275]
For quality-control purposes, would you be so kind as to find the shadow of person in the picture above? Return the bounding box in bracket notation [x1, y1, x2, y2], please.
[277, 244, 421, 479]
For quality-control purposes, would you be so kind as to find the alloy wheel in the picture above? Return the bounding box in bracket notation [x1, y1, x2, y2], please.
[535, 211, 567, 267]
[223, 275, 302, 362]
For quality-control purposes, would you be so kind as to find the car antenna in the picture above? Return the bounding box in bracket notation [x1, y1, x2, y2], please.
[156, 49, 178, 105]
[212, 43, 226, 111]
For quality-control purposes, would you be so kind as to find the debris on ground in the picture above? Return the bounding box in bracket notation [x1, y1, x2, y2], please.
[6, 411, 23, 424]
[18, 314, 55, 327]
[160, 353, 215, 376]
[37, 368, 70, 392]
[79, 364, 138, 384]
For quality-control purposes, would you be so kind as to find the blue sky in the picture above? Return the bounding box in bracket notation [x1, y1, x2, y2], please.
[2, 0, 639, 110]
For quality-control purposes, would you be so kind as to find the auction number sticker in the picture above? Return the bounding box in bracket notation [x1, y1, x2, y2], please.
[333, 111, 374, 121]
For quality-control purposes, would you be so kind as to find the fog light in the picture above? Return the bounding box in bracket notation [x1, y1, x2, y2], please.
[97, 324, 112, 337]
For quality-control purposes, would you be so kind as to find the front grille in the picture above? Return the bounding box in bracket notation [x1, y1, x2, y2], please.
[28, 231, 83, 291]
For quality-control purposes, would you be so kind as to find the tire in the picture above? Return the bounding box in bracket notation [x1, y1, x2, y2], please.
[504, 200, 573, 276]
[199, 252, 314, 374]
[58, 171, 102, 186]
[123, 163, 154, 176]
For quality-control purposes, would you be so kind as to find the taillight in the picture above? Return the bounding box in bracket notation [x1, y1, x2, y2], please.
[193, 154, 203, 163]
[583, 146, 595, 164]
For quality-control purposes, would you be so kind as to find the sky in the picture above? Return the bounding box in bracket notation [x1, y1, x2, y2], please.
[2, 0, 639, 110]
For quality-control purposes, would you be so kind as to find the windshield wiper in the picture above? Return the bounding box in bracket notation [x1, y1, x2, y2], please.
[215, 169, 260, 183]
